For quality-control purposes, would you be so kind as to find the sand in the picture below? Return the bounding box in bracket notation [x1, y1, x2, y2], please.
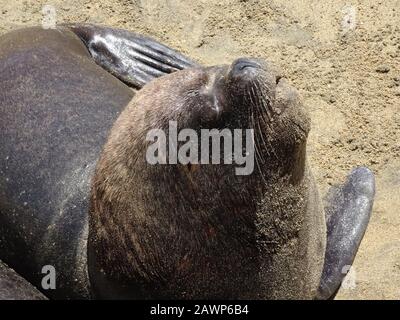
[0, 0, 398, 299]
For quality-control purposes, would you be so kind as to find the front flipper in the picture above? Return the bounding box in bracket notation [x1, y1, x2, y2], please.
[67, 24, 200, 89]
[317, 167, 375, 299]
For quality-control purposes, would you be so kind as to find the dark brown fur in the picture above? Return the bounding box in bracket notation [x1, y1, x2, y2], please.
[88, 61, 326, 299]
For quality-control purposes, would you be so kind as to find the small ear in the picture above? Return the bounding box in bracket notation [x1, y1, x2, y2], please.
[317, 167, 375, 299]
[67, 24, 200, 89]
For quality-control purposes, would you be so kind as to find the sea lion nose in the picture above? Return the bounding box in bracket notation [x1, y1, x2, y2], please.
[230, 58, 261, 76]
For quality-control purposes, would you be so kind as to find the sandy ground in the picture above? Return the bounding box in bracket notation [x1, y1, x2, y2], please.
[0, 0, 399, 299]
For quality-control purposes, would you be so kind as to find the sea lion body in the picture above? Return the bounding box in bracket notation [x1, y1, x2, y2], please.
[0, 26, 374, 299]
[0, 27, 133, 298]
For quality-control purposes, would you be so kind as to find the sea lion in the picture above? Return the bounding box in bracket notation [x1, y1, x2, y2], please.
[0, 25, 375, 299]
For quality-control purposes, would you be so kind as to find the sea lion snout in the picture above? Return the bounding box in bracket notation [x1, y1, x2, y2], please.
[228, 58, 263, 84]
[230, 57, 262, 73]
[228, 57, 283, 86]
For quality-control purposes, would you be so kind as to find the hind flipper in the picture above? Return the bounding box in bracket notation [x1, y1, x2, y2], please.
[317, 167, 375, 299]
[67, 24, 200, 88]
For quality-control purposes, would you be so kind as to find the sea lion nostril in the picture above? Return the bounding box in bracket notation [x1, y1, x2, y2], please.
[231, 58, 261, 75]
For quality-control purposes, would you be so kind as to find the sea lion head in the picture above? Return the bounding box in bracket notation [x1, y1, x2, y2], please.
[89, 58, 311, 298]
[102, 57, 310, 177]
